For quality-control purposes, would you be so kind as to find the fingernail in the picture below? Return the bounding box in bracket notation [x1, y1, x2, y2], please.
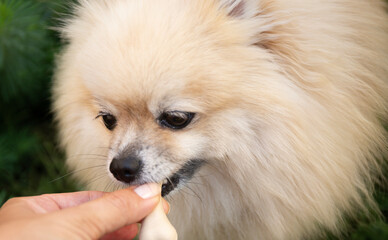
[134, 183, 161, 199]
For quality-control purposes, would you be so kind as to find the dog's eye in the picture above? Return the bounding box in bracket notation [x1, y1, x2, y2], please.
[158, 111, 195, 130]
[97, 112, 117, 130]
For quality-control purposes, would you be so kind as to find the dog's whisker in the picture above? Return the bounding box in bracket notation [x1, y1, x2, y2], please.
[178, 188, 194, 200]
[186, 180, 207, 187]
[192, 173, 213, 179]
[102, 181, 111, 192]
[86, 173, 110, 186]
[166, 176, 175, 188]
[67, 153, 109, 159]
[103, 179, 116, 192]
[183, 184, 203, 203]
[202, 161, 231, 179]
[114, 183, 123, 192]
[49, 165, 106, 183]
[65, 158, 107, 163]
[95, 146, 112, 150]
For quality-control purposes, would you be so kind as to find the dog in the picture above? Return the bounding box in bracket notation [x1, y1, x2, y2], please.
[52, 0, 388, 239]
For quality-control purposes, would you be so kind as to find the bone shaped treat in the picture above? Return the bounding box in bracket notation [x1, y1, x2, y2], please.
[139, 185, 178, 240]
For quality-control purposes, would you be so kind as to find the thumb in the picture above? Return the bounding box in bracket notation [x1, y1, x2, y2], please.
[46, 183, 161, 240]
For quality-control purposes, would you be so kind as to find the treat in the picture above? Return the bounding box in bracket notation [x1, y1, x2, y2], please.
[139, 185, 177, 240]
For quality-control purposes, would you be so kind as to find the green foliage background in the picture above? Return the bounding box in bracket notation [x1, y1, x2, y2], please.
[0, 0, 387, 239]
[0, 0, 77, 201]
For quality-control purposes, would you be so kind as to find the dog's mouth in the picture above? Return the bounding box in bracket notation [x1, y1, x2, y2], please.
[110, 157, 204, 196]
[161, 159, 204, 197]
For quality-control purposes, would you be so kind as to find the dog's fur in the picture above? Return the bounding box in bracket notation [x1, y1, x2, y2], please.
[53, 0, 388, 239]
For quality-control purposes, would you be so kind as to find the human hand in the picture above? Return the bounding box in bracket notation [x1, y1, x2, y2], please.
[0, 183, 169, 240]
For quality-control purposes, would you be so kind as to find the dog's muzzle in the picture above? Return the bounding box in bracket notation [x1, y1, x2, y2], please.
[109, 154, 204, 196]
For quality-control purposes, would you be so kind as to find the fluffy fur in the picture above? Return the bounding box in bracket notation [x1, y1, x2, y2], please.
[52, 0, 388, 239]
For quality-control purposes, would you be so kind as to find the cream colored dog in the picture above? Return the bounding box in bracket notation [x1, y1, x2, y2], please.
[53, 0, 388, 239]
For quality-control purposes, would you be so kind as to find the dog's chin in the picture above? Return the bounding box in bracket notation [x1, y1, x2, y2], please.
[112, 159, 205, 197]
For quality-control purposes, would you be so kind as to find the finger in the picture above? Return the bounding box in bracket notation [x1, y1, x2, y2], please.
[1, 191, 106, 217]
[0, 198, 38, 222]
[46, 183, 160, 240]
[30, 191, 107, 214]
[37, 191, 106, 209]
[99, 224, 139, 240]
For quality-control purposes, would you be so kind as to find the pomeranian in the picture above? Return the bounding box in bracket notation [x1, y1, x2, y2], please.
[52, 0, 388, 239]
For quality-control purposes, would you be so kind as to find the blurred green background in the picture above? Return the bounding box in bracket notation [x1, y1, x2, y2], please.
[0, 0, 387, 239]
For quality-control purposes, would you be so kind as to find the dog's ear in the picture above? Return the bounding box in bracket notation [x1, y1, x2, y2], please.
[219, 0, 259, 19]
[218, 0, 277, 48]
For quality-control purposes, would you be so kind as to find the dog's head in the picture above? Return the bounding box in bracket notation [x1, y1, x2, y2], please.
[55, 0, 289, 196]
[54, 0, 388, 238]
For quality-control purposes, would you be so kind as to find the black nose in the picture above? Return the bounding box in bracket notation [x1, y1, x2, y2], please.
[109, 155, 142, 183]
